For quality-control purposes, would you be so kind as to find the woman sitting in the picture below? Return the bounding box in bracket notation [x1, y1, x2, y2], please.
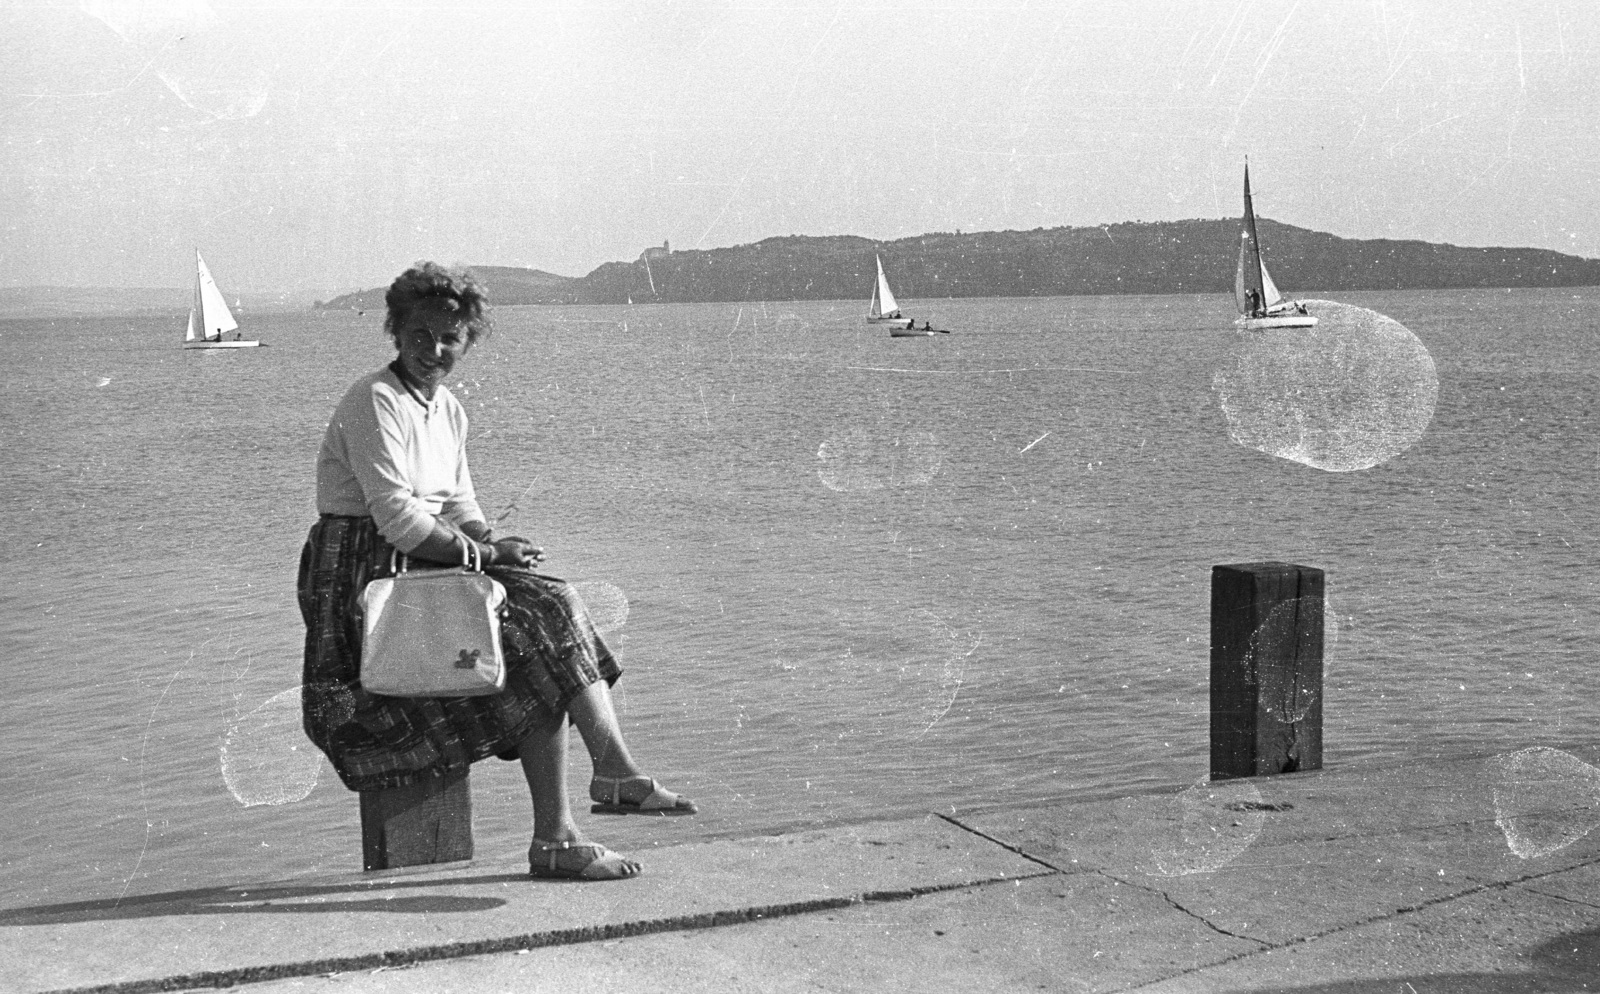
[298, 262, 694, 882]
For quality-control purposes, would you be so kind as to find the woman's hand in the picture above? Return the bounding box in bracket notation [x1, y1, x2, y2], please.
[490, 536, 544, 569]
[432, 521, 542, 568]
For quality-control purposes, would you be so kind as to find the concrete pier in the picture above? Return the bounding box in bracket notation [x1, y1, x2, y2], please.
[7, 748, 1600, 993]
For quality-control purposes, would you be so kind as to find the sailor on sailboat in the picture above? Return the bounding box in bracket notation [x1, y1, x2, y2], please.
[867, 254, 927, 335]
[184, 250, 261, 349]
[1234, 162, 1317, 331]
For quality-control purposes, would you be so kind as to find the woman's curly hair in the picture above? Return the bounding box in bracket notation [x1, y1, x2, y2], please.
[383, 262, 492, 345]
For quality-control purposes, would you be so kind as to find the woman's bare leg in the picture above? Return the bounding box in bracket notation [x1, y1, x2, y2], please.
[517, 708, 581, 843]
[566, 680, 642, 781]
[518, 707, 641, 877]
[568, 681, 695, 811]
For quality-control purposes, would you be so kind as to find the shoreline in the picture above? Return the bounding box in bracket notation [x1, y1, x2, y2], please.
[9, 746, 1600, 992]
[6, 737, 1597, 920]
[6, 282, 1597, 323]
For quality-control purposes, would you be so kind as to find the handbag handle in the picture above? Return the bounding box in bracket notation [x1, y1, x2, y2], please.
[387, 529, 481, 575]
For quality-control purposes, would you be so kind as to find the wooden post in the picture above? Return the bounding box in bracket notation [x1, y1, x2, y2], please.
[359, 768, 474, 871]
[1211, 562, 1324, 780]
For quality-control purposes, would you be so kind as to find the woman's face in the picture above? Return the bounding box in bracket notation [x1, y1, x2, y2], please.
[394, 303, 472, 392]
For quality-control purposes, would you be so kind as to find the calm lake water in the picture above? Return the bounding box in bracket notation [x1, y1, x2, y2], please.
[1, 288, 1597, 911]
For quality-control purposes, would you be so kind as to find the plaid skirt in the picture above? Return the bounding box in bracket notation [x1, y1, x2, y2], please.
[297, 515, 621, 793]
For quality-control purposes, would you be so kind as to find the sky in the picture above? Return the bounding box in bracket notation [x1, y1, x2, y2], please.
[2, 0, 1597, 298]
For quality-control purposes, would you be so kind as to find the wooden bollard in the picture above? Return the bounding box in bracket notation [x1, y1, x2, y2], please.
[1210, 562, 1324, 780]
[359, 768, 474, 871]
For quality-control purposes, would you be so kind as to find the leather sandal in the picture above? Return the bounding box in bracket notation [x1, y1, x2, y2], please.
[527, 838, 641, 881]
[590, 774, 698, 816]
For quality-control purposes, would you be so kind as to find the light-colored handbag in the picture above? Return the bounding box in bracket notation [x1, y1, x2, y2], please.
[358, 539, 508, 697]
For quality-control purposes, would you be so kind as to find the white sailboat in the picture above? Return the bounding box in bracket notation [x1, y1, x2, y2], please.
[183, 250, 259, 349]
[1234, 163, 1317, 331]
[867, 254, 923, 335]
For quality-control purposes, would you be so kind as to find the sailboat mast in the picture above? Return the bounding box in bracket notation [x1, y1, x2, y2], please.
[1241, 164, 1268, 314]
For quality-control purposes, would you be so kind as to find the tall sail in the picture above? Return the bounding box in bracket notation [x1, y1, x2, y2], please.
[1233, 234, 1252, 314]
[1259, 258, 1283, 310]
[1237, 164, 1268, 315]
[874, 255, 900, 316]
[194, 250, 239, 340]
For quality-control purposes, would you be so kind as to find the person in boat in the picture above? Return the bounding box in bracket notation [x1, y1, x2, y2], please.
[923, 321, 933, 331]
[299, 262, 695, 883]
[1244, 288, 1263, 318]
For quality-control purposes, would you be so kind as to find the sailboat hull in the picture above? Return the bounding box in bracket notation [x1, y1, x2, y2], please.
[868, 316, 914, 328]
[183, 340, 262, 349]
[1235, 315, 1318, 331]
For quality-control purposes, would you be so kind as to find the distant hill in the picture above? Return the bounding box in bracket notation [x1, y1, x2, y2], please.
[558, 220, 1600, 305]
[314, 267, 576, 311]
[313, 220, 1600, 312]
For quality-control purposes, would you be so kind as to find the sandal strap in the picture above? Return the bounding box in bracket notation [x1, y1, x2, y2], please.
[636, 784, 678, 811]
[592, 774, 657, 806]
[531, 838, 604, 872]
[532, 838, 566, 872]
[530, 838, 634, 879]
